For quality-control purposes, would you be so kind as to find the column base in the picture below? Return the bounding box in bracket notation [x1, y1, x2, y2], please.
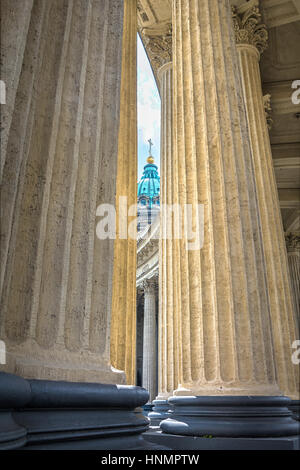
[0, 372, 159, 450]
[0, 373, 31, 450]
[144, 430, 300, 450]
[289, 400, 300, 421]
[148, 399, 172, 426]
[142, 403, 154, 417]
[160, 396, 299, 438]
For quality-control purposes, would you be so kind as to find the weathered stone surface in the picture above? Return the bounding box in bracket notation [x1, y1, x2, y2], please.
[168, 0, 289, 397]
[235, 0, 299, 400]
[0, 0, 34, 181]
[110, 0, 138, 385]
[0, 0, 126, 384]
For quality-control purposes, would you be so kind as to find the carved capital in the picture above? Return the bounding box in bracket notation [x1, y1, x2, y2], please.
[232, 4, 268, 54]
[142, 278, 157, 295]
[140, 23, 172, 73]
[285, 233, 300, 253]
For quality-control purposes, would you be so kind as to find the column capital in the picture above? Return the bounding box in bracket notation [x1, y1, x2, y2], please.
[140, 23, 172, 74]
[285, 233, 300, 253]
[142, 278, 157, 294]
[232, 2, 268, 55]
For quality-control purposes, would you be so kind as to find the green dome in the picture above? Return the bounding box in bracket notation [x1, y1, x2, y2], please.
[137, 160, 160, 208]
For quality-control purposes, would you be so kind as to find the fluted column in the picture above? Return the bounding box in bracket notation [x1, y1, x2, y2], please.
[169, 0, 296, 398]
[142, 279, 157, 402]
[233, 0, 299, 399]
[157, 61, 179, 400]
[0, 0, 34, 182]
[110, 0, 137, 385]
[147, 35, 176, 422]
[0, 0, 126, 383]
[285, 233, 300, 321]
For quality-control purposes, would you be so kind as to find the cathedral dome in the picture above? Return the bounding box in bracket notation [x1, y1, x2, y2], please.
[137, 156, 160, 208]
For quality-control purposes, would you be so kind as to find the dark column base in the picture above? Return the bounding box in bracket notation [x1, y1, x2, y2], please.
[142, 403, 154, 417]
[0, 411, 27, 450]
[0, 372, 163, 450]
[144, 430, 300, 450]
[0, 373, 31, 450]
[148, 399, 171, 426]
[289, 400, 300, 421]
[160, 396, 300, 439]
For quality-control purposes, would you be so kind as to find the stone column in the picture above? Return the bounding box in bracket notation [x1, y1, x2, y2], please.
[157, 61, 179, 399]
[233, 0, 299, 400]
[110, 0, 137, 385]
[0, 0, 126, 384]
[0, 0, 34, 181]
[160, 0, 298, 438]
[285, 231, 300, 422]
[142, 279, 157, 402]
[285, 233, 300, 321]
[144, 27, 177, 422]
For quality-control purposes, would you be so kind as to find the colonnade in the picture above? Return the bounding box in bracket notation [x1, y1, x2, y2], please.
[1, 0, 298, 415]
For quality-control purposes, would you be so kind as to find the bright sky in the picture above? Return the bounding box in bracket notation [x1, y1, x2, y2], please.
[137, 34, 161, 180]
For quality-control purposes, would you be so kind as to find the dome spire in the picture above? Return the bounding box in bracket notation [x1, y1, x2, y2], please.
[137, 141, 160, 232]
[147, 138, 154, 164]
